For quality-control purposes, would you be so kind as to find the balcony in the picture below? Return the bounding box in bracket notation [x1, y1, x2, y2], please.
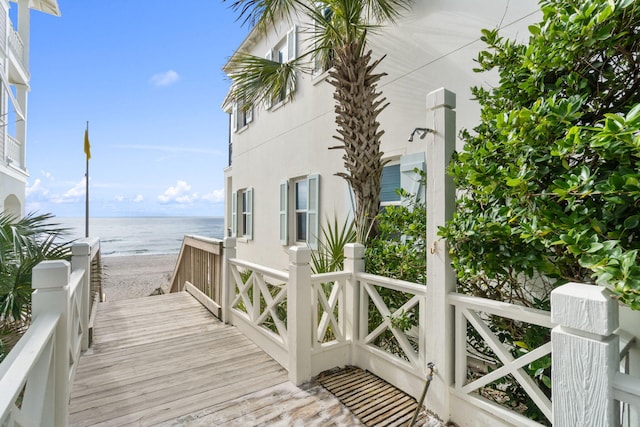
[7, 23, 28, 83]
[6, 134, 24, 170]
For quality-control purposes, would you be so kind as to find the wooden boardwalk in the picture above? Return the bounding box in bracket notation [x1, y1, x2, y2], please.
[69, 292, 363, 426]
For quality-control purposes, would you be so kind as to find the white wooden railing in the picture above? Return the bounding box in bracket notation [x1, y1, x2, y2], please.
[6, 135, 22, 169]
[0, 238, 100, 426]
[449, 293, 553, 426]
[224, 240, 290, 370]
[8, 26, 25, 70]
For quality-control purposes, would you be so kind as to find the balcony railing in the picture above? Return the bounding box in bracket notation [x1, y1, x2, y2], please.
[8, 28, 25, 70]
[6, 135, 23, 170]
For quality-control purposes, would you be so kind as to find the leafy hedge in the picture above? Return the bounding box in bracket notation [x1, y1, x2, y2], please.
[440, 0, 640, 310]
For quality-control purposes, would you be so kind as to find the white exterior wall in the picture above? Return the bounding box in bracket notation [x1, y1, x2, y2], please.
[0, 0, 22, 217]
[0, 0, 59, 217]
[225, 0, 540, 269]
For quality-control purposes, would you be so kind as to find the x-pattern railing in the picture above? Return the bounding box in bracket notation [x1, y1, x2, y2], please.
[229, 259, 289, 346]
[449, 293, 553, 424]
[310, 272, 350, 348]
[357, 272, 426, 372]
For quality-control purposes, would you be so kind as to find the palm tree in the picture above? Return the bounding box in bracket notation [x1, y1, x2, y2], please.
[0, 212, 73, 361]
[225, 0, 411, 240]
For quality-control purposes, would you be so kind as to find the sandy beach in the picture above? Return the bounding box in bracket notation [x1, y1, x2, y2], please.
[101, 254, 179, 301]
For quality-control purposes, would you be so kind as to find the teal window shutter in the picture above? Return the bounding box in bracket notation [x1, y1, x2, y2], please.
[307, 174, 320, 250]
[246, 187, 253, 240]
[231, 191, 237, 237]
[380, 164, 401, 203]
[279, 180, 288, 245]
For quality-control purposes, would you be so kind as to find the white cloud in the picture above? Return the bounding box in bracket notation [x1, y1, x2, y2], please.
[26, 178, 44, 197]
[149, 70, 180, 87]
[51, 179, 86, 204]
[202, 188, 224, 202]
[133, 194, 144, 203]
[114, 195, 125, 202]
[158, 180, 196, 204]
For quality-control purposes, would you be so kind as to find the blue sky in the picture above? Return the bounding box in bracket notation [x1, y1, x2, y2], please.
[24, 1, 248, 217]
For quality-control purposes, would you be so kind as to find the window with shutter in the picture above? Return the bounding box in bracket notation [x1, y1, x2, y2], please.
[233, 188, 254, 240]
[279, 174, 319, 249]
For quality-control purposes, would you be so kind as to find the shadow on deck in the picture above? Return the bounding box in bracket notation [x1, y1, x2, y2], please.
[69, 292, 364, 426]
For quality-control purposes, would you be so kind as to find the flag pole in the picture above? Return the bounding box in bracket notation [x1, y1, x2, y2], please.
[85, 121, 90, 238]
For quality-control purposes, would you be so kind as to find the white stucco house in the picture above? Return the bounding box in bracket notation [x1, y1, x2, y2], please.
[222, 0, 540, 270]
[0, 0, 59, 217]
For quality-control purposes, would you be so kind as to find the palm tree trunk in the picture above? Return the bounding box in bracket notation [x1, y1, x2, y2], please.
[328, 38, 389, 240]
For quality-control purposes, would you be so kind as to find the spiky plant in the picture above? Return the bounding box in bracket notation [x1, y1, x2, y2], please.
[0, 212, 73, 361]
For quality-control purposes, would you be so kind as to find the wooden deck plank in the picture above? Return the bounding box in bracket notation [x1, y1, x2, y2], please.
[69, 292, 366, 427]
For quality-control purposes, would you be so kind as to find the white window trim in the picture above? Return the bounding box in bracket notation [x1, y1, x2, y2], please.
[231, 187, 253, 240]
[400, 152, 426, 205]
[279, 174, 319, 250]
[265, 25, 297, 111]
[232, 100, 253, 132]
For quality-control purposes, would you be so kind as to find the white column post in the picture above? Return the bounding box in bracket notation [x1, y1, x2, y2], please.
[425, 87, 457, 420]
[32, 260, 71, 427]
[16, 84, 27, 167]
[71, 240, 91, 352]
[221, 237, 236, 324]
[344, 243, 364, 365]
[551, 282, 619, 427]
[287, 246, 312, 385]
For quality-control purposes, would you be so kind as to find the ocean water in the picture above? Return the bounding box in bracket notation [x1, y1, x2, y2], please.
[56, 217, 225, 257]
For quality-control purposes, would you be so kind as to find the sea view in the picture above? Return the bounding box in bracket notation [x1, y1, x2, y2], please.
[56, 216, 225, 257]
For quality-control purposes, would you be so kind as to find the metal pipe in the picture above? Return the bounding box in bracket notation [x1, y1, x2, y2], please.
[408, 362, 435, 427]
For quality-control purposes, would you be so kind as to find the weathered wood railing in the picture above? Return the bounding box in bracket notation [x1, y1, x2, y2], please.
[170, 235, 223, 318]
[0, 238, 100, 426]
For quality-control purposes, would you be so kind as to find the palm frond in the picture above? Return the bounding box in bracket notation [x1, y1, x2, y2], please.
[364, 0, 412, 23]
[227, 53, 303, 105]
[224, 0, 305, 32]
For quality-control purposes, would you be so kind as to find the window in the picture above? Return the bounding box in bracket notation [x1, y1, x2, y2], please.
[280, 175, 319, 249]
[265, 26, 297, 109]
[313, 5, 335, 75]
[231, 187, 253, 239]
[378, 153, 426, 209]
[295, 179, 308, 242]
[232, 100, 253, 132]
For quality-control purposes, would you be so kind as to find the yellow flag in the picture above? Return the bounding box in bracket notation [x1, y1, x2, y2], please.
[84, 128, 91, 160]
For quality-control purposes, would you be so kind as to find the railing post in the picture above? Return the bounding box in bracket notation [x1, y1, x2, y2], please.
[32, 260, 71, 427]
[425, 87, 456, 421]
[551, 282, 619, 427]
[72, 240, 91, 352]
[288, 246, 312, 385]
[222, 237, 236, 324]
[344, 243, 364, 365]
